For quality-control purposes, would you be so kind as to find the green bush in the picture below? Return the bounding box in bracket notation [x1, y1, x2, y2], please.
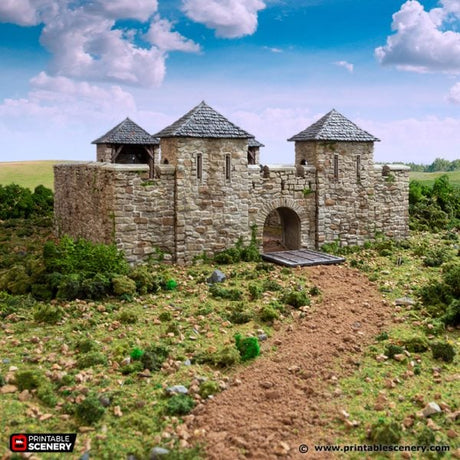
[199, 380, 220, 399]
[165, 394, 195, 416]
[281, 290, 310, 308]
[385, 344, 404, 359]
[209, 284, 242, 301]
[262, 279, 282, 292]
[443, 263, 460, 298]
[75, 394, 106, 424]
[0, 265, 31, 295]
[248, 283, 263, 300]
[77, 352, 108, 369]
[195, 346, 240, 368]
[33, 304, 64, 324]
[234, 333, 260, 362]
[0, 184, 53, 219]
[112, 276, 137, 297]
[121, 361, 144, 375]
[423, 247, 452, 267]
[0, 292, 36, 319]
[141, 345, 169, 371]
[130, 348, 144, 360]
[129, 265, 162, 295]
[368, 419, 402, 444]
[37, 384, 58, 407]
[75, 338, 96, 353]
[431, 342, 456, 363]
[159, 311, 172, 322]
[15, 370, 44, 390]
[441, 300, 460, 327]
[227, 302, 253, 324]
[401, 335, 429, 353]
[259, 304, 279, 323]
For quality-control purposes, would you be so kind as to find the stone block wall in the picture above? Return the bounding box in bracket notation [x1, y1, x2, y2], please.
[373, 165, 410, 240]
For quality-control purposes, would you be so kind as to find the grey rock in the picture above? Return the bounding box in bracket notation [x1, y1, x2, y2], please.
[99, 395, 111, 407]
[258, 333, 268, 341]
[166, 385, 188, 395]
[150, 447, 170, 459]
[183, 359, 192, 366]
[2, 359, 10, 364]
[207, 269, 226, 284]
[423, 402, 442, 417]
[395, 297, 416, 306]
[79, 452, 90, 460]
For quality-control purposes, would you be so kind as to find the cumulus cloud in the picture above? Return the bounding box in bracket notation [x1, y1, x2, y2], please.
[145, 16, 201, 52]
[0, 0, 200, 87]
[448, 81, 460, 103]
[182, 0, 266, 38]
[375, 0, 460, 74]
[334, 61, 354, 73]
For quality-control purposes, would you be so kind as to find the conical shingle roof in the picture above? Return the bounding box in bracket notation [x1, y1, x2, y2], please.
[153, 101, 253, 139]
[92, 118, 159, 145]
[288, 109, 379, 142]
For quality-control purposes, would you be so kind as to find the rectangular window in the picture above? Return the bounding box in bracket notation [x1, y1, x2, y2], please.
[225, 154, 231, 181]
[333, 154, 339, 180]
[196, 153, 202, 180]
[356, 155, 361, 182]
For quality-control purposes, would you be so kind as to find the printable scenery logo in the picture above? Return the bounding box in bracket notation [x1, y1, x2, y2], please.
[10, 434, 77, 453]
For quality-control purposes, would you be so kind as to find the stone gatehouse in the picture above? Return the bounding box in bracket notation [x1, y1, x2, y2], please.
[54, 101, 409, 264]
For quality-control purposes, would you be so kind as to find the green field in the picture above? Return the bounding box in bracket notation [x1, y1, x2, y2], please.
[0, 160, 76, 190]
[410, 170, 460, 187]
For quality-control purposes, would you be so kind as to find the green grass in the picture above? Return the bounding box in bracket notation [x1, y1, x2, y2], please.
[410, 170, 460, 187]
[0, 160, 76, 191]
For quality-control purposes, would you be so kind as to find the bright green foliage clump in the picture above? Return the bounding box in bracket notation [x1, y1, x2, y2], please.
[234, 333, 260, 362]
[281, 290, 310, 308]
[368, 419, 402, 444]
[431, 342, 456, 363]
[165, 279, 178, 290]
[130, 348, 144, 360]
[75, 395, 106, 424]
[165, 394, 195, 416]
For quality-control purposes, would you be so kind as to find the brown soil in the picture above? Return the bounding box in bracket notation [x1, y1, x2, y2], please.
[187, 265, 392, 459]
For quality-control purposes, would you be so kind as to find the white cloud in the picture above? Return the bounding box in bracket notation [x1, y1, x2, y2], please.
[448, 81, 460, 103]
[182, 0, 266, 38]
[334, 61, 354, 73]
[264, 46, 283, 53]
[375, 0, 460, 74]
[0, 0, 49, 26]
[145, 16, 201, 52]
[88, 0, 158, 22]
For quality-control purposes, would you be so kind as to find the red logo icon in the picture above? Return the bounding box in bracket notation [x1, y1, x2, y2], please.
[11, 434, 28, 452]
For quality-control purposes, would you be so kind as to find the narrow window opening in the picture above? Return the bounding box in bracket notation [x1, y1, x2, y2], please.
[163, 158, 169, 165]
[196, 154, 202, 180]
[333, 154, 339, 180]
[281, 179, 285, 190]
[356, 155, 361, 182]
[225, 154, 231, 181]
[300, 159, 307, 165]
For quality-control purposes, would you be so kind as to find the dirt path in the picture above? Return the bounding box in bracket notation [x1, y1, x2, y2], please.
[187, 265, 392, 459]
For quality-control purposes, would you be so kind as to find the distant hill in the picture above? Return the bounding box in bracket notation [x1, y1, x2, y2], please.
[0, 160, 77, 191]
[409, 170, 460, 187]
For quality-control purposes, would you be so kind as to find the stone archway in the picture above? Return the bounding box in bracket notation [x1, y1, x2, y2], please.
[263, 207, 301, 252]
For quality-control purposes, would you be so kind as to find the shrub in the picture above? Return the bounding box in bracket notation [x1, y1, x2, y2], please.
[441, 300, 460, 327]
[368, 419, 402, 444]
[165, 279, 178, 291]
[1, 265, 31, 295]
[0, 374, 5, 386]
[375, 332, 389, 342]
[423, 247, 452, 267]
[281, 290, 310, 308]
[248, 283, 263, 300]
[75, 395, 106, 424]
[165, 394, 195, 416]
[129, 265, 162, 295]
[33, 304, 64, 324]
[431, 342, 456, 363]
[0, 184, 53, 219]
[121, 361, 144, 375]
[55, 273, 83, 300]
[199, 380, 220, 399]
[15, 370, 44, 391]
[77, 352, 108, 369]
[116, 309, 138, 324]
[417, 427, 435, 446]
[37, 384, 58, 407]
[112, 276, 137, 297]
[262, 279, 282, 292]
[159, 311, 172, 322]
[75, 338, 96, 353]
[259, 304, 279, 323]
[309, 285, 321, 296]
[130, 348, 144, 360]
[385, 344, 404, 359]
[0, 293, 36, 319]
[209, 284, 242, 301]
[234, 333, 260, 362]
[443, 263, 460, 298]
[401, 336, 429, 353]
[195, 346, 240, 368]
[227, 303, 253, 325]
[80, 274, 111, 300]
[141, 345, 169, 371]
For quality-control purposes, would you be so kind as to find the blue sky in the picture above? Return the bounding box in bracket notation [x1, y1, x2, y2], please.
[0, 0, 459, 165]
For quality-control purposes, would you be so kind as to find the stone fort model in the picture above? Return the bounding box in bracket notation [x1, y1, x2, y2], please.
[54, 101, 409, 264]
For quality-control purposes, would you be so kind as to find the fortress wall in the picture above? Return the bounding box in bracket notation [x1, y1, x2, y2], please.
[54, 163, 176, 264]
[373, 165, 410, 240]
[248, 165, 317, 248]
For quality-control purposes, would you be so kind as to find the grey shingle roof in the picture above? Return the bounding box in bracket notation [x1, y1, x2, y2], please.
[92, 118, 159, 145]
[248, 138, 264, 148]
[288, 109, 379, 142]
[153, 101, 254, 139]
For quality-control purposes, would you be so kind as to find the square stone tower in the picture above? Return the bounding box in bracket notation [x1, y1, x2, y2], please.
[288, 109, 380, 246]
[153, 101, 256, 263]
